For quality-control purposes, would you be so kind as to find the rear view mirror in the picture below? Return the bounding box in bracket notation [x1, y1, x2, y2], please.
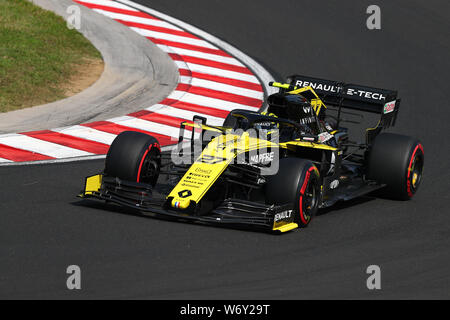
[301, 134, 318, 143]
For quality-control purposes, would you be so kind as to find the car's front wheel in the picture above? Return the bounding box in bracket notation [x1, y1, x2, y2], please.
[265, 158, 321, 227]
[104, 131, 161, 186]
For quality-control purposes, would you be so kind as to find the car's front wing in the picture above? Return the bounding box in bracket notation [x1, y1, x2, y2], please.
[79, 174, 299, 233]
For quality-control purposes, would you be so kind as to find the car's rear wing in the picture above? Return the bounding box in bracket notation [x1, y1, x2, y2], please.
[285, 75, 399, 115]
[271, 75, 401, 144]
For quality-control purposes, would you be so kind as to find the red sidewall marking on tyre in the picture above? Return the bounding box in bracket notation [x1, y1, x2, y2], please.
[136, 144, 153, 182]
[406, 143, 423, 197]
[298, 166, 318, 225]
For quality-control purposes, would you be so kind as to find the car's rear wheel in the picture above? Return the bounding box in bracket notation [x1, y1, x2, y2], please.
[105, 131, 161, 186]
[367, 133, 424, 200]
[265, 158, 321, 227]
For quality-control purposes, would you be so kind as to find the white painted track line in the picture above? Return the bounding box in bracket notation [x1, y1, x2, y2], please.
[0, 134, 92, 158]
[52, 125, 117, 145]
[179, 76, 264, 100]
[174, 61, 259, 83]
[77, 0, 139, 11]
[145, 104, 225, 127]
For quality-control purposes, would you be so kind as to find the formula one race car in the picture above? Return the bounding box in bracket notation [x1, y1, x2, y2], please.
[79, 75, 424, 233]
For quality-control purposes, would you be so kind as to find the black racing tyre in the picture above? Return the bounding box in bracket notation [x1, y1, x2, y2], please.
[265, 158, 320, 227]
[105, 131, 161, 186]
[367, 133, 424, 200]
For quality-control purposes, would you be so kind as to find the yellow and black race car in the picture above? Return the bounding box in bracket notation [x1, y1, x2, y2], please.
[79, 75, 424, 233]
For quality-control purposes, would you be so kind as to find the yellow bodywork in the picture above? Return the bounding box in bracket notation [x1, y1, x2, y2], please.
[168, 83, 335, 211]
[82, 174, 102, 196]
[168, 132, 277, 209]
[272, 222, 298, 233]
[282, 140, 337, 151]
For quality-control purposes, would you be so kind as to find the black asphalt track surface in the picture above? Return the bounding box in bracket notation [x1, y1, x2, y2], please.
[1, 0, 449, 299]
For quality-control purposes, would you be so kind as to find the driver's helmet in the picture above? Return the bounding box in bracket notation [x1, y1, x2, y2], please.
[284, 96, 317, 135]
[297, 102, 315, 126]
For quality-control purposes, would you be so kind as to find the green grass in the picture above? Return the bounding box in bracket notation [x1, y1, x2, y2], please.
[0, 0, 102, 112]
